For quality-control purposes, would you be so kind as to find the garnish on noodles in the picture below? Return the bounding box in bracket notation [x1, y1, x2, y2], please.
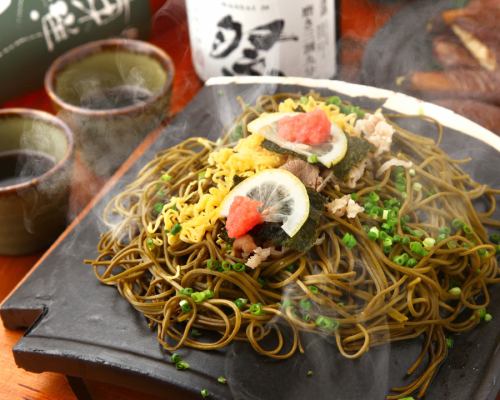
[87, 93, 500, 399]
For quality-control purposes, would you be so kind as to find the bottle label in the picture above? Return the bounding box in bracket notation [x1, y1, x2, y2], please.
[186, 0, 336, 81]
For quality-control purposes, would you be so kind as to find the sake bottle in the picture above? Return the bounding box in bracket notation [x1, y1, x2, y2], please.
[186, 0, 339, 81]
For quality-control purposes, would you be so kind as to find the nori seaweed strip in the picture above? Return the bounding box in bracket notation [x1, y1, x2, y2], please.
[332, 136, 374, 179]
[261, 139, 307, 161]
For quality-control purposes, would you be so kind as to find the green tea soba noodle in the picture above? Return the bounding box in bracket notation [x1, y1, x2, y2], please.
[87, 93, 500, 399]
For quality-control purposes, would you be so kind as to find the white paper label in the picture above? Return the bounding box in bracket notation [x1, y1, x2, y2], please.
[186, 0, 336, 81]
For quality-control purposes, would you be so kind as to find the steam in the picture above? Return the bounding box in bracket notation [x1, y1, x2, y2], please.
[15, 122, 71, 235]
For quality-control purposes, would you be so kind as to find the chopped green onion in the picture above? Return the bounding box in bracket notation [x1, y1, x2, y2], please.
[439, 226, 451, 235]
[232, 262, 246, 272]
[221, 261, 232, 272]
[179, 299, 191, 313]
[463, 224, 473, 235]
[437, 233, 447, 242]
[171, 353, 182, 363]
[299, 298, 312, 311]
[368, 206, 383, 217]
[393, 234, 402, 243]
[176, 360, 190, 370]
[447, 240, 458, 249]
[412, 182, 422, 192]
[401, 236, 411, 245]
[202, 289, 214, 299]
[383, 245, 392, 255]
[477, 248, 488, 257]
[302, 313, 312, 322]
[198, 171, 206, 180]
[448, 287, 461, 296]
[191, 292, 205, 303]
[309, 285, 319, 295]
[341, 104, 365, 117]
[307, 370, 314, 377]
[446, 337, 454, 349]
[146, 238, 155, 251]
[300, 96, 308, 104]
[350, 193, 358, 201]
[406, 258, 417, 268]
[410, 241, 428, 257]
[326, 96, 341, 106]
[400, 397, 415, 400]
[206, 259, 220, 270]
[402, 215, 411, 223]
[153, 202, 164, 214]
[315, 315, 339, 332]
[408, 168, 416, 177]
[484, 313, 493, 322]
[234, 298, 248, 309]
[342, 233, 357, 249]
[230, 124, 243, 141]
[413, 229, 425, 238]
[452, 219, 464, 229]
[307, 154, 318, 164]
[161, 173, 172, 182]
[477, 308, 487, 319]
[179, 287, 193, 296]
[383, 237, 393, 247]
[200, 388, 209, 398]
[368, 226, 379, 240]
[249, 303, 264, 315]
[170, 223, 182, 235]
[368, 192, 380, 202]
[217, 376, 227, 384]
[393, 253, 409, 266]
[382, 209, 390, 220]
[381, 222, 394, 233]
[423, 237, 436, 249]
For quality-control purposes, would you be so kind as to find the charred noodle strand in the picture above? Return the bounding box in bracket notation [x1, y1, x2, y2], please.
[86, 94, 499, 400]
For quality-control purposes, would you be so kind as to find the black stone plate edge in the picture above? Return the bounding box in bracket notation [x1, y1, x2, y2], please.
[12, 336, 197, 399]
[1, 76, 499, 400]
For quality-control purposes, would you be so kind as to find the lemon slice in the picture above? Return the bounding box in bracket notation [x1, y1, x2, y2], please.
[247, 112, 348, 168]
[220, 169, 310, 237]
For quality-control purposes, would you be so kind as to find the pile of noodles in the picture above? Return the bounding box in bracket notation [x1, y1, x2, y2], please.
[87, 93, 500, 399]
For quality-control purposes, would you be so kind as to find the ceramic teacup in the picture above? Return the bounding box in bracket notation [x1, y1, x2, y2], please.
[45, 39, 174, 178]
[0, 109, 74, 255]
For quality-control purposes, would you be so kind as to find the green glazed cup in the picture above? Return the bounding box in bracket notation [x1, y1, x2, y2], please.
[0, 109, 74, 255]
[45, 39, 174, 178]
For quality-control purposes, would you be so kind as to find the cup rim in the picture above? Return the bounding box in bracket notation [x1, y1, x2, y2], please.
[0, 108, 74, 194]
[44, 38, 175, 117]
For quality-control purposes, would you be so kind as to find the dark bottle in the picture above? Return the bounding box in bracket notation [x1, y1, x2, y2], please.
[186, 0, 340, 80]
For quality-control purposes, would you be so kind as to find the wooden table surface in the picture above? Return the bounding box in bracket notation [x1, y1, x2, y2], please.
[0, 1, 398, 399]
